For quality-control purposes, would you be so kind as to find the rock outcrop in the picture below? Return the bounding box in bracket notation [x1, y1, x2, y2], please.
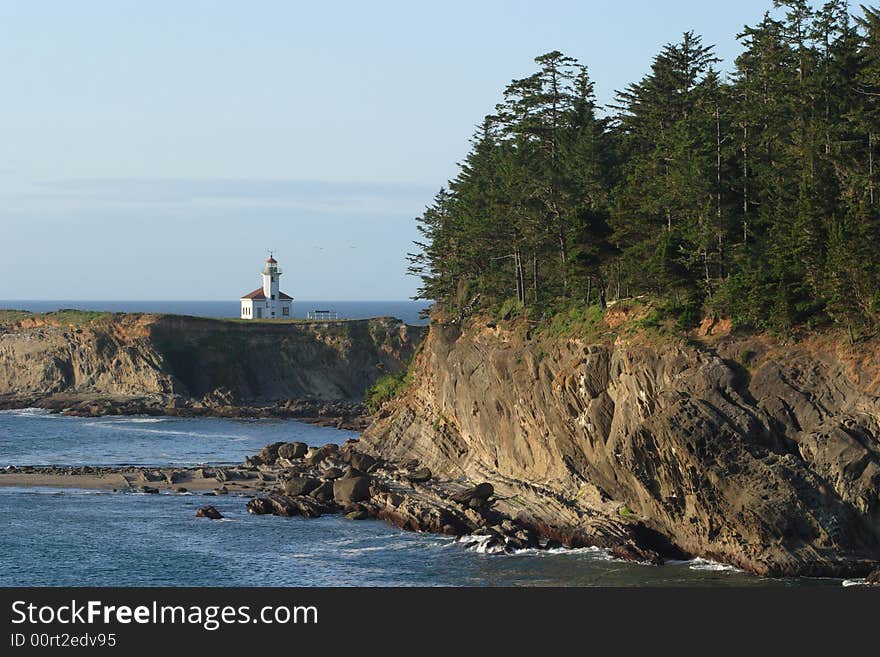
[361, 318, 880, 577]
[0, 311, 424, 421]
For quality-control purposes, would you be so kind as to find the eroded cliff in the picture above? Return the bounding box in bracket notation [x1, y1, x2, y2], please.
[362, 312, 880, 577]
[0, 311, 424, 413]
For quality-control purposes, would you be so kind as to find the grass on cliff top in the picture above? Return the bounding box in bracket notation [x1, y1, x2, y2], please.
[0, 308, 113, 327]
[511, 295, 688, 345]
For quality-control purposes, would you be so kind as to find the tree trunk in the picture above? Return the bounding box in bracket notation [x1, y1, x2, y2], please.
[870, 132, 875, 206]
[532, 256, 539, 305]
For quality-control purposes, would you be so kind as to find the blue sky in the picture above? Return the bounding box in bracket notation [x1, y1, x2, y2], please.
[1, 0, 793, 300]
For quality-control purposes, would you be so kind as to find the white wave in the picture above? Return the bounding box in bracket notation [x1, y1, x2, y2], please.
[455, 534, 508, 555]
[681, 557, 743, 573]
[842, 578, 868, 587]
[0, 408, 53, 418]
[516, 545, 616, 559]
[86, 424, 244, 439]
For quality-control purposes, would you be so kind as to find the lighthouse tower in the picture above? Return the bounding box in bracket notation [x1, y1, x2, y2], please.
[239, 254, 294, 319]
[262, 255, 280, 299]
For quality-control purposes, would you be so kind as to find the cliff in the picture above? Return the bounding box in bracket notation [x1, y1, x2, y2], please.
[362, 309, 880, 577]
[0, 311, 424, 413]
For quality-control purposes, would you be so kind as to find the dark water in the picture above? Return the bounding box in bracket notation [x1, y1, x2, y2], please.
[0, 411, 853, 587]
[0, 300, 431, 325]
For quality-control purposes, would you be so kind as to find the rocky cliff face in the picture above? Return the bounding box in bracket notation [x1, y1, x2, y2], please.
[362, 317, 880, 577]
[0, 313, 423, 405]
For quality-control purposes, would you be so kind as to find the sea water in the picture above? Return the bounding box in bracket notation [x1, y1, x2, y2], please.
[0, 300, 431, 325]
[0, 411, 839, 587]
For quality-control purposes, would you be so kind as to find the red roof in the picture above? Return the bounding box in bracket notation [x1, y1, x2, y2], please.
[240, 287, 293, 301]
[266, 256, 277, 263]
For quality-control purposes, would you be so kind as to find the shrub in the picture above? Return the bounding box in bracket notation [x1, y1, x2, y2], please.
[365, 369, 412, 414]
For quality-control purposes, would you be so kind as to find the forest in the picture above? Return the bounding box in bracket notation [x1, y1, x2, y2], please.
[407, 1, 880, 335]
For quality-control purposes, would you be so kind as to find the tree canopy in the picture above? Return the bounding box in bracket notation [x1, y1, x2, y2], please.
[408, 1, 880, 334]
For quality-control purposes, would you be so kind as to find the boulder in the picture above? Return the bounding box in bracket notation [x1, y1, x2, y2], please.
[333, 475, 373, 504]
[164, 470, 186, 485]
[278, 442, 309, 460]
[405, 467, 432, 483]
[309, 480, 335, 503]
[345, 504, 369, 521]
[257, 442, 287, 465]
[867, 569, 880, 585]
[322, 467, 344, 480]
[283, 476, 320, 497]
[452, 483, 494, 506]
[349, 452, 377, 472]
[262, 493, 325, 518]
[139, 486, 159, 494]
[306, 444, 339, 466]
[246, 498, 273, 515]
[196, 505, 224, 520]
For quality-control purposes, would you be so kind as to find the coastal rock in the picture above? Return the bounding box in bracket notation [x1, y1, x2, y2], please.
[309, 480, 335, 503]
[333, 476, 373, 504]
[361, 319, 880, 577]
[348, 452, 378, 472]
[0, 314, 424, 418]
[867, 569, 880, 585]
[164, 470, 186, 485]
[246, 498, 273, 515]
[249, 493, 327, 519]
[405, 467, 432, 483]
[322, 467, 344, 480]
[196, 505, 223, 520]
[306, 444, 338, 466]
[140, 486, 159, 494]
[278, 442, 309, 460]
[257, 442, 286, 465]
[451, 483, 494, 506]
[283, 476, 320, 497]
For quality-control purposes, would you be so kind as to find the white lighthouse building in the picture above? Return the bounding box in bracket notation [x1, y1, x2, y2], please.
[240, 255, 294, 319]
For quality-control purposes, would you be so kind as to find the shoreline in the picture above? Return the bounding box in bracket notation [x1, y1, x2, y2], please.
[0, 393, 370, 431]
[0, 464, 271, 494]
[3, 446, 879, 583]
[0, 440, 669, 565]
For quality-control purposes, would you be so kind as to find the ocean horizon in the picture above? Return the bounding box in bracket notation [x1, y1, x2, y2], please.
[0, 299, 432, 326]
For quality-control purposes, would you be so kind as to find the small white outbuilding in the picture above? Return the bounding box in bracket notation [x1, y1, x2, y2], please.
[240, 255, 293, 320]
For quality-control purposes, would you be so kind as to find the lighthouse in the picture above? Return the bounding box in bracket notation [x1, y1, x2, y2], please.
[240, 254, 294, 319]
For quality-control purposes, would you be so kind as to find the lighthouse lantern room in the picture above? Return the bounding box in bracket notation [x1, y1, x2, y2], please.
[240, 254, 294, 319]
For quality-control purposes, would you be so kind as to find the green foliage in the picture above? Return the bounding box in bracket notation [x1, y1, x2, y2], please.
[407, 3, 880, 336]
[0, 309, 112, 327]
[495, 297, 524, 321]
[618, 505, 636, 518]
[544, 304, 605, 338]
[365, 369, 413, 414]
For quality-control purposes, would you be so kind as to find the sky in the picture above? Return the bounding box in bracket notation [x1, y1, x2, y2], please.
[0, 0, 796, 300]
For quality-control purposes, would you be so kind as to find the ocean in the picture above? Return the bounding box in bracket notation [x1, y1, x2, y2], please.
[0, 410, 839, 587]
[0, 300, 431, 326]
